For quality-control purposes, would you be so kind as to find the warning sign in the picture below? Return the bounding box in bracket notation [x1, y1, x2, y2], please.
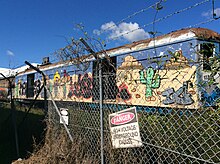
[109, 107, 142, 149]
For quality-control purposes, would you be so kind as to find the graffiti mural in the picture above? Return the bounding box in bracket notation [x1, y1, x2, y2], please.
[34, 79, 41, 95]
[116, 55, 143, 104]
[139, 67, 160, 98]
[162, 81, 194, 105]
[61, 70, 70, 99]
[115, 50, 199, 108]
[13, 48, 199, 109]
[164, 50, 190, 69]
[12, 28, 220, 111]
[202, 86, 220, 106]
[117, 83, 131, 101]
[54, 71, 61, 98]
[201, 71, 220, 107]
[18, 81, 27, 96]
[68, 73, 92, 99]
[0, 88, 8, 99]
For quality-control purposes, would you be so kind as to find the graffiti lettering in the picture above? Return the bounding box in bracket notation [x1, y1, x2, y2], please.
[68, 73, 92, 99]
[162, 82, 194, 105]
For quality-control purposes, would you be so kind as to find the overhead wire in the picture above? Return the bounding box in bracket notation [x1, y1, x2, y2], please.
[105, 0, 211, 43]
[96, 0, 167, 35]
[49, 0, 216, 64]
[186, 17, 220, 28]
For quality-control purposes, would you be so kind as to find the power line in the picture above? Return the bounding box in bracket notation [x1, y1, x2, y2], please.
[105, 0, 211, 43]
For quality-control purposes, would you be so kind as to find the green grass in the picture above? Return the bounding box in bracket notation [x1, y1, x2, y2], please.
[0, 102, 46, 164]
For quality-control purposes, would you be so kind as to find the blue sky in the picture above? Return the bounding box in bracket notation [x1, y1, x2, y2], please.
[0, 0, 219, 69]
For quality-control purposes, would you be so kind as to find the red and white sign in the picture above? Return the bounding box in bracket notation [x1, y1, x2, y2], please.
[111, 112, 135, 125]
[109, 107, 142, 149]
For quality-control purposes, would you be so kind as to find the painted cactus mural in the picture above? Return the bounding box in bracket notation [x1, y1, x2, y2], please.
[139, 67, 160, 98]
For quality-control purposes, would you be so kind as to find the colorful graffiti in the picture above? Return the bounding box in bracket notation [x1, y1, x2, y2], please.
[18, 81, 26, 96]
[68, 73, 92, 99]
[61, 70, 70, 99]
[117, 83, 131, 101]
[164, 50, 190, 69]
[54, 71, 61, 98]
[162, 81, 194, 105]
[0, 88, 8, 99]
[14, 45, 219, 110]
[139, 67, 160, 98]
[34, 79, 41, 95]
[202, 86, 220, 106]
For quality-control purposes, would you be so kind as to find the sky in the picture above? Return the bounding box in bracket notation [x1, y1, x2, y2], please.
[0, 0, 219, 69]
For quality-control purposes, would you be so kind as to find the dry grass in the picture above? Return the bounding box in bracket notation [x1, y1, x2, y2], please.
[12, 120, 99, 164]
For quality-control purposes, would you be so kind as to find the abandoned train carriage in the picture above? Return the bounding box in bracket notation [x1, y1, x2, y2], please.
[14, 28, 220, 112]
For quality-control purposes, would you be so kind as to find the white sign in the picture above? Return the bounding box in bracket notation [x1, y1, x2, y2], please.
[109, 107, 142, 148]
[60, 108, 68, 125]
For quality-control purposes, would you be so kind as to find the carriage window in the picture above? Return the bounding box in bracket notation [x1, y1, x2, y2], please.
[92, 57, 117, 101]
[27, 73, 35, 98]
[200, 43, 215, 71]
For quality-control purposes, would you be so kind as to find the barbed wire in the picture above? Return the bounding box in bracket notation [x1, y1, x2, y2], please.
[186, 17, 220, 28]
[48, 0, 216, 66]
[96, 0, 167, 35]
[105, 0, 211, 43]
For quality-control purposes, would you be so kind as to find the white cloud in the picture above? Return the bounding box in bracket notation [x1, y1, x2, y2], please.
[214, 8, 220, 17]
[202, 8, 220, 18]
[101, 21, 117, 31]
[93, 21, 150, 42]
[6, 50, 14, 56]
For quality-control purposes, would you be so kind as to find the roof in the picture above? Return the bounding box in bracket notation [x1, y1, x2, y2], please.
[0, 63, 39, 79]
[15, 28, 220, 75]
[106, 28, 220, 57]
[0, 68, 12, 79]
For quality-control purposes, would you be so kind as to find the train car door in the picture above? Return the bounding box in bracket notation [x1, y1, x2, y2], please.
[27, 73, 35, 98]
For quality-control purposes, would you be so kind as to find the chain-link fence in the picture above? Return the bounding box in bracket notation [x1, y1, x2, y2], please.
[47, 55, 219, 164]
[11, 28, 220, 163]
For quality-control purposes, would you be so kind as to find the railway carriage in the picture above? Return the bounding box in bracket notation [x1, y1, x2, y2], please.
[14, 28, 220, 112]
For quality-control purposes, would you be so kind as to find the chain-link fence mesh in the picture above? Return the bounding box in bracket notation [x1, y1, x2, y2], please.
[11, 30, 219, 163]
[47, 54, 219, 163]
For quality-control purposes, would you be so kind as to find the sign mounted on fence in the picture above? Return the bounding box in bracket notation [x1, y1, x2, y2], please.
[60, 108, 69, 125]
[109, 107, 142, 148]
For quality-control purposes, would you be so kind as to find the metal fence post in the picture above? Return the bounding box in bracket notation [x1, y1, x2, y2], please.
[80, 38, 105, 163]
[0, 73, 20, 158]
[99, 60, 104, 164]
[24, 61, 47, 112]
[45, 86, 73, 142]
[11, 93, 20, 158]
